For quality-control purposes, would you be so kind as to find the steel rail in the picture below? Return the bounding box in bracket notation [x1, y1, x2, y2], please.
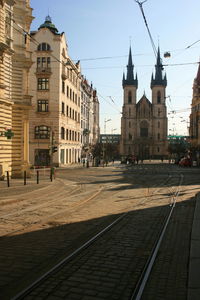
[12, 211, 128, 300]
[130, 174, 183, 300]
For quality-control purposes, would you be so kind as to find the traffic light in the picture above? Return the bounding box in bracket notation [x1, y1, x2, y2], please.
[52, 146, 58, 153]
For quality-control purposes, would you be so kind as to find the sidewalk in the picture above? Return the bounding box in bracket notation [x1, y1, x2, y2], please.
[188, 192, 200, 300]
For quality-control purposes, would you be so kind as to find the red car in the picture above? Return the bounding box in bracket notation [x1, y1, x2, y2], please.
[179, 158, 192, 167]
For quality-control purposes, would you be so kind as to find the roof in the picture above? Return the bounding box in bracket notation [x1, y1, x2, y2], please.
[38, 16, 59, 34]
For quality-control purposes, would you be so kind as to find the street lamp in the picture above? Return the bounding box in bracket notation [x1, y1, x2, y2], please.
[104, 118, 111, 134]
[111, 128, 117, 134]
[103, 118, 111, 166]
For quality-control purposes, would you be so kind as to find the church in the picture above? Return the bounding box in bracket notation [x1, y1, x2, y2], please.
[120, 47, 168, 160]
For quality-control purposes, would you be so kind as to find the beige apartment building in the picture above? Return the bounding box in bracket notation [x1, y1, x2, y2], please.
[29, 16, 82, 166]
[120, 47, 168, 159]
[0, 0, 14, 177]
[190, 63, 200, 150]
[0, 0, 33, 177]
[81, 77, 100, 159]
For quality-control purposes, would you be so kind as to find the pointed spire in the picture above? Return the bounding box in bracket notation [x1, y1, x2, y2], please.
[196, 62, 200, 85]
[123, 46, 138, 88]
[151, 46, 167, 88]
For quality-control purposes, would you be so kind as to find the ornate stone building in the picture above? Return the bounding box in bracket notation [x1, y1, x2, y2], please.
[29, 16, 82, 166]
[0, 0, 14, 176]
[120, 47, 168, 159]
[81, 77, 100, 158]
[189, 63, 200, 149]
[0, 0, 33, 177]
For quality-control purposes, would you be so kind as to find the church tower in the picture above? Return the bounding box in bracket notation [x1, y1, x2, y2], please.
[120, 47, 138, 156]
[120, 46, 168, 160]
[151, 47, 168, 158]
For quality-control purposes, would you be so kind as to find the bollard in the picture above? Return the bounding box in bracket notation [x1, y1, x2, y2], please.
[50, 167, 53, 182]
[37, 170, 39, 184]
[6, 171, 10, 187]
[24, 171, 26, 185]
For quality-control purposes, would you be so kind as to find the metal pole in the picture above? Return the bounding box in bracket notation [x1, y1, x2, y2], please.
[24, 171, 26, 185]
[37, 170, 39, 184]
[6, 171, 10, 187]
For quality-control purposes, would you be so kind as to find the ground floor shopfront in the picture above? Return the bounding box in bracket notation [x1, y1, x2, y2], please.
[31, 145, 81, 167]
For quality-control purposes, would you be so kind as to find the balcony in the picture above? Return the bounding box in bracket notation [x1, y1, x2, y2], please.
[36, 67, 51, 75]
[62, 66, 67, 80]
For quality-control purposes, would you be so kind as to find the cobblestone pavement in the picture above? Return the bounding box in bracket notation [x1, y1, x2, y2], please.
[0, 163, 200, 299]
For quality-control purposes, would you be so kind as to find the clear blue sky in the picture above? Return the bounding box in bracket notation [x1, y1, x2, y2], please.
[30, 0, 200, 135]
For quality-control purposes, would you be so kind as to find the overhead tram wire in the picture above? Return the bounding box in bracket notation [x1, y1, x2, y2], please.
[5, 17, 199, 70]
[134, 0, 158, 59]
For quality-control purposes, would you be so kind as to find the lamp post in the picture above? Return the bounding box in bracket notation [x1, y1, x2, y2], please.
[103, 118, 111, 165]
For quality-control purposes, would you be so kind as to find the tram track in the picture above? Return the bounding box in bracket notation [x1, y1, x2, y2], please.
[10, 172, 184, 300]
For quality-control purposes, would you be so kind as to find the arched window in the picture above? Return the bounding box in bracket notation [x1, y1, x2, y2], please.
[61, 127, 65, 139]
[128, 91, 132, 103]
[140, 120, 149, 137]
[35, 125, 50, 139]
[37, 43, 51, 51]
[157, 91, 161, 104]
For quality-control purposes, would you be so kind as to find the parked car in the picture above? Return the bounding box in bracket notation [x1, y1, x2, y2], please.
[179, 157, 192, 167]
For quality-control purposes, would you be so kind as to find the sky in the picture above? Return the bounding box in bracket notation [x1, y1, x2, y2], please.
[30, 0, 200, 136]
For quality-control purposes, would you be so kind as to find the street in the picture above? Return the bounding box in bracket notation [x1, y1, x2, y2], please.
[0, 162, 199, 299]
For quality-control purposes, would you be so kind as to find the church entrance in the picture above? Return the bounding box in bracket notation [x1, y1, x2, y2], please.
[138, 144, 150, 160]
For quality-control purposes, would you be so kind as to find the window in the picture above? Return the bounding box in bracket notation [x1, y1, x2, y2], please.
[37, 43, 51, 51]
[158, 108, 161, 116]
[158, 121, 160, 128]
[157, 147, 160, 153]
[37, 100, 49, 112]
[158, 133, 160, 140]
[66, 129, 69, 140]
[67, 86, 69, 97]
[62, 81, 65, 93]
[140, 120, 149, 137]
[157, 91, 161, 104]
[61, 102, 65, 114]
[38, 78, 49, 90]
[37, 57, 51, 68]
[61, 127, 65, 139]
[129, 121, 131, 128]
[128, 91, 132, 103]
[66, 105, 69, 116]
[35, 125, 50, 139]
[60, 149, 65, 164]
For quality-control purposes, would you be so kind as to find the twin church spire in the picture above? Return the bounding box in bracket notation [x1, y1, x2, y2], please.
[122, 47, 138, 88]
[122, 46, 167, 89]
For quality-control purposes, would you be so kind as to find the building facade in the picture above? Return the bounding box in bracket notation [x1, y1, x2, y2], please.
[29, 16, 82, 166]
[0, 0, 33, 178]
[0, 0, 14, 177]
[190, 63, 200, 151]
[81, 78, 100, 159]
[12, 0, 33, 176]
[120, 47, 168, 159]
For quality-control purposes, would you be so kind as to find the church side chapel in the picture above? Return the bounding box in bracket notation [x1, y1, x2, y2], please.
[120, 46, 168, 160]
